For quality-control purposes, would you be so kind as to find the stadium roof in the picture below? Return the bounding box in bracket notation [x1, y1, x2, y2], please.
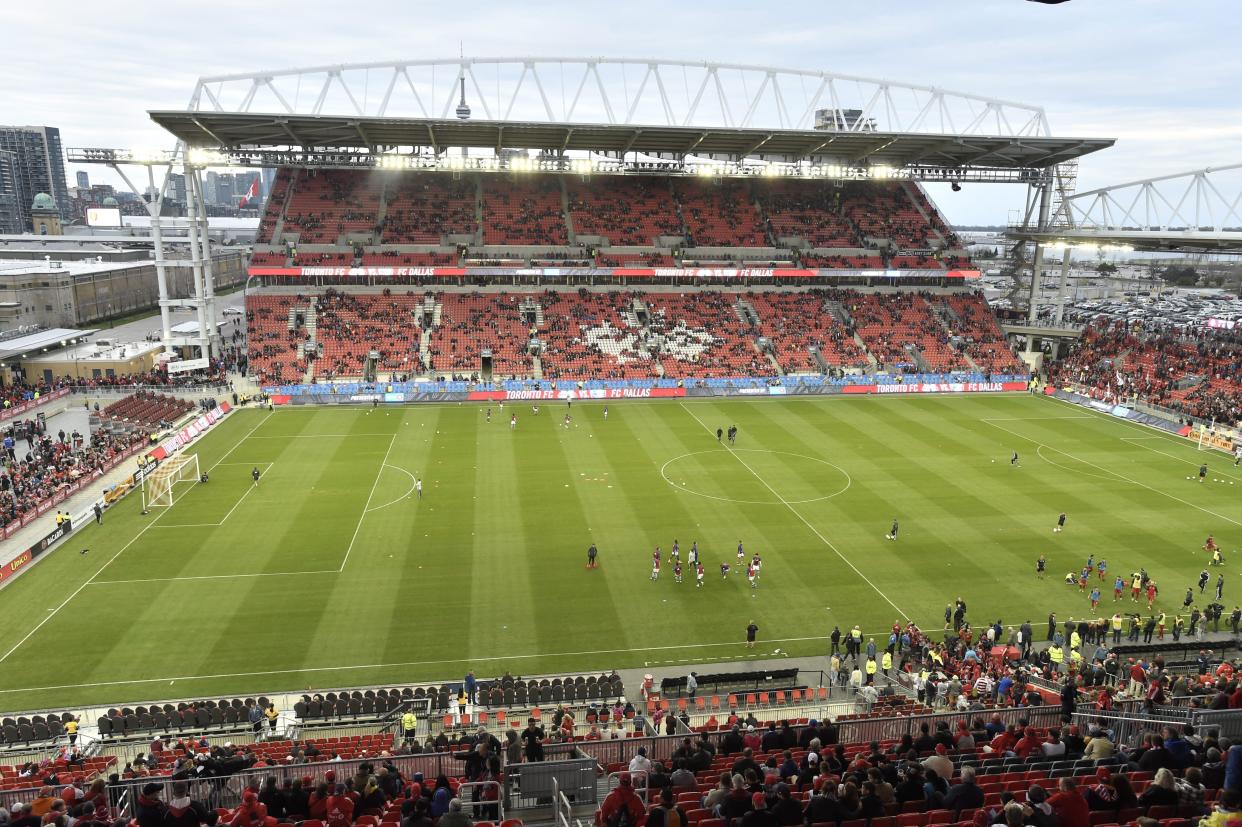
[149, 111, 1113, 170]
[0, 328, 99, 362]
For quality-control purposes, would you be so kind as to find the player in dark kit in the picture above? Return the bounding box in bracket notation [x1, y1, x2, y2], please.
[1011, 451, 1020, 466]
[587, 544, 598, 568]
[886, 518, 899, 541]
[746, 620, 758, 649]
[1036, 555, 1046, 578]
[1200, 463, 1208, 483]
[251, 467, 261, 485]
[1054, 512, 1066, 533]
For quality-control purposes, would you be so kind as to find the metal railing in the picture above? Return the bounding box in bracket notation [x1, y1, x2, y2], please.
[505, 748, 597, 808]
[456, 780, 503, 822]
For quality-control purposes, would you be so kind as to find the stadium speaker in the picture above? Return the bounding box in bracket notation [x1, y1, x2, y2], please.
[951, 182, 962, 192]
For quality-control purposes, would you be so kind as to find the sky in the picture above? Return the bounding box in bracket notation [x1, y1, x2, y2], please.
[6, 0, 1241, 226]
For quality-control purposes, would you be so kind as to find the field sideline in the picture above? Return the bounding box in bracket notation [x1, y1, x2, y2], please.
[0, 393, 1238, 710]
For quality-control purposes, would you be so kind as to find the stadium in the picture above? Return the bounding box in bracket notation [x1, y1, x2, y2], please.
[2, 31, 1242, 827]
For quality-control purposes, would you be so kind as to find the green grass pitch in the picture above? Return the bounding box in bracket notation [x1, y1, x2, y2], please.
[0, 393, 1239, 710]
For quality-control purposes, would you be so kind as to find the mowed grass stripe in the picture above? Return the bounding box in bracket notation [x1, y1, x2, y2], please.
[3, 397, 1241, 710]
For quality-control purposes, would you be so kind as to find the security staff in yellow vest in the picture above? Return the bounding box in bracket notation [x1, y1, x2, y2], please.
[881, 651, 893, 676]
[865, 656, 878, 684]
[401, 710, 418, 741]
[1048, 643, 1065, 674]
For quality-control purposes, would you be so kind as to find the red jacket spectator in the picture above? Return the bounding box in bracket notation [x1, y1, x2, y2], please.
[325, 789, 355, 827]
[1048, 781, 1090, 827]
[600, 773, 645, 827]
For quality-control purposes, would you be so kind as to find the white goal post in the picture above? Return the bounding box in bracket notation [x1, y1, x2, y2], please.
[142, 454, 201, 510]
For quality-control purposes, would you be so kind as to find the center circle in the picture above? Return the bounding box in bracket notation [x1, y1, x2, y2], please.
[660, 449, 852, 505]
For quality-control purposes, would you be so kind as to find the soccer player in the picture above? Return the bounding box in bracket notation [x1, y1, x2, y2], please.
[1205, 535, 1219, 554]
[716, 427, 723, 442]
[720, 562, 730, 579]
[674, 561, 683, 583]
[1113, 575, 1125, 602]
[1213, 547, 1224, 567]
[887, 518, 899, 541]
[1097, 558, 1107, 581]
[510, 413, 517, 430]
[564, 413, 572, 429]
[1131, 572, 1143, 602]
[751, 553, 762, 574]
[736, 541, 745, 569]
[1036, 555, 1046, 578]
[1089, 587, 1101, 611]
[1078, 568, 1089, 591]
[696, 562, 705, 588]
[1054, 512, 1066, 533]
[603, 405, 609, 421]
[1145, 581, 1158, 608]
[671, 539, 680, 560]
[1011, 451, 1020, 466]
[1184, 587, 1195, 608]
[1200, 463, 1208, 483]
[251, 466, 261, 486]
[486, 407, 492, 423]
[689, 541, 699, 566]
[728, 426, 737, 445]
[1199, 569, 1210, 593]
[1235, 446, 1241, 466]
[415, 478, 423, 499]
[1086, 554, 1095, 573]
[651, 556, 661, 581]
[587, 544, 598, 568]
[747, 561, 758, 590]
[746, 620, 758, 649]
[1216, 574, 1225, 601]
[93, 502, 103, 524]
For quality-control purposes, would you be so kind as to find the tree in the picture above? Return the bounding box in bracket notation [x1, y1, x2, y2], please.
[1158, 264, 1199, 287]
[1097, 261, 1118, 274]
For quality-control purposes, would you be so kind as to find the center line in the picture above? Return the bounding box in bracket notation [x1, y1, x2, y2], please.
[678, 402, 908, 619]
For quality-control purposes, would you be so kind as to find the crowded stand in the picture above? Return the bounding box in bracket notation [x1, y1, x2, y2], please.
[642, 293, 771, 378]
[848, 294, 969, 373]
[942, 296, 1027, 374]
[1047, 320, 1242, 425]
[312, 291, 424, 381]
[381, 174, 478, 244]
[1, 419, 145, 525]
[282, 170, 384, 244]
[251, 171, 966, 263]
[674, 181, 769, 248]
[246, 294, 306, 385]
[538, 292, 654, 381]
[747, 292, 870, 373]
[480, 178, 567, 245]
[427, 294, 533, 376]
[566, 178, 685, 246]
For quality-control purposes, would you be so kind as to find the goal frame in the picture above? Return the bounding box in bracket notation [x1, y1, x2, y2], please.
[142, 453, 200, 510]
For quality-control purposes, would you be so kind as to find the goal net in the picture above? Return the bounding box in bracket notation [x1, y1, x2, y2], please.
[142, 454, 200, 510]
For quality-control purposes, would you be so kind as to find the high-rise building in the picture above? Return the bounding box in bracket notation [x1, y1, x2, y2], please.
[0, 126, 69, 230]
[75, 170, 90, 190]
[165, 172, 186, 206]
[0, 151, 21, 234]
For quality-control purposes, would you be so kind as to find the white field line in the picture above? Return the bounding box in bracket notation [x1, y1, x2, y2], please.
[983, 418, 1242, 530]
[1120, 438, 1242, 483]
[339, 433, 400, 572]
[154, 462, 275, 528]
[677, 402, 909, 619]
[242, 433, 397, 439]
[0, 412, 275, 664]
[91, 570, 337, 586]
[365, 464, 418, 513]
[0, 631, 882, 696]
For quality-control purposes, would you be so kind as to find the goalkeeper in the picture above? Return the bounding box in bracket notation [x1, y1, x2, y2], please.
[251, 466, 261, 486]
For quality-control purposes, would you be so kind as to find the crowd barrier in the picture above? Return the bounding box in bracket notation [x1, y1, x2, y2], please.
[0, 387, 70, 423]
[266, 374, 1030, 404]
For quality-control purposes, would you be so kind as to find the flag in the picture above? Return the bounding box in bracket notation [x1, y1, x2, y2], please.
[239, 178, 260, 208]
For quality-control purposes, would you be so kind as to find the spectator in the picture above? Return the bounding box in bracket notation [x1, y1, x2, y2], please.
[628, 748, 652, 776]
[1200, 787, 1242, 827]
[942, 766, 984, 817]
[1048, 778, 1089, 827]
[600, 773, 645, 827]
[646, 788, 688, 827]
[163, 781, 208, 827]
[1138, 769, 1178, 809]
[740, 792, 776, 827]
[438, 800, 472, 827]
[1176, 767, 1206, 817]
[135, 784, 165, 827]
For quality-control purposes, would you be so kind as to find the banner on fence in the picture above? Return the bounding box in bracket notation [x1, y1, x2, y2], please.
[149, 404, 231, 461]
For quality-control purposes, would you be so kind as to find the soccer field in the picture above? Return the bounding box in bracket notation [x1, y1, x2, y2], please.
[1, 393, 1239, 710]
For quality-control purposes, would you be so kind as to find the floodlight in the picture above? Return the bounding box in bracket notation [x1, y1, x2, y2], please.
[187, 148, 227, 167]
[870, 165, 895, 180]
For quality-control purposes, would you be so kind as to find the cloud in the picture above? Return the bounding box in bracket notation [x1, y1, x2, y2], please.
[3, 0, 1234, 225]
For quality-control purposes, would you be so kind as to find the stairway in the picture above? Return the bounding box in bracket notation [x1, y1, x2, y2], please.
[911, 348, 933, 373]
[927, 300, 979, 371]
[560, 178, 575, 243]
[854, 333, 879, 370]
[901, 180, 947, 247]
[418, 329, 433, 371]
[473, 177, 484, 244]
[764, 350, 784, 374]
[823, 299, 852, 327]
[734, 300, 759, 326]
[270, 168, 298, 244]
[532, 355, 543, 380]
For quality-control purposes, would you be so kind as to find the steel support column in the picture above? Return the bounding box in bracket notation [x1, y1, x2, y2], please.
[1024, 172, 1054, 351]
[182, 165, 211, 360]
